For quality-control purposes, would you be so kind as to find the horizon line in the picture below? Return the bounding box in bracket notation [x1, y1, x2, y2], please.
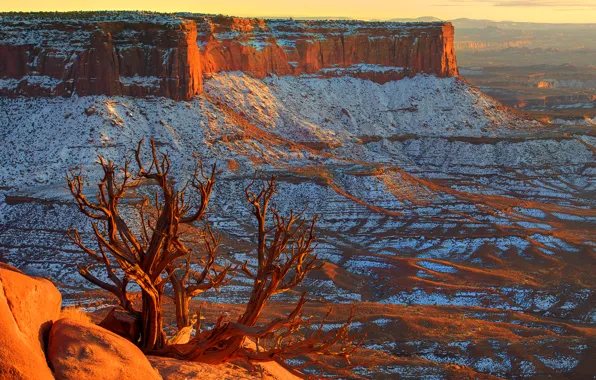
[1, 10, 596, 25]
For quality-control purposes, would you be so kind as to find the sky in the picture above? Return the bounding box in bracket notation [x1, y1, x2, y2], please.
[2, 0, 596, 24]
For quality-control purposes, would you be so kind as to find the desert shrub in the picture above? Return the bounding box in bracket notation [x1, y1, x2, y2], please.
[60, 306, 92, 324]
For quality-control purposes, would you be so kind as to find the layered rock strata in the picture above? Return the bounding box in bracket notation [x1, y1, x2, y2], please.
[193, 15, 458, 82]
[0, 12, 458, 99]
[0, 14, 202, 100]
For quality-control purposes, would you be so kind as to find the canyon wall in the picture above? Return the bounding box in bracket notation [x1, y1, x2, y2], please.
[0, 12, 458, 100]
[192, 15, 458, 82]
[0, 15, 202, 100]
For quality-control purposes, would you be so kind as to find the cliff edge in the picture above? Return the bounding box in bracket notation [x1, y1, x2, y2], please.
[0, 12, 458, 100]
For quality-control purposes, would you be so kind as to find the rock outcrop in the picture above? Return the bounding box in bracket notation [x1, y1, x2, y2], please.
[99, 307, 141, 343]
[0, 12, 458, 99]
[48, 318, 162, 380]
[0, 264, 61, 380]
[0, 14, 202, 100]
[193, 15, 458, 82]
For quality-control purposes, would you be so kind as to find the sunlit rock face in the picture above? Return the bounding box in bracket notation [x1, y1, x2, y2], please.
[48, 319, 162, 380]
[0, 265, 61, 380]
[0, 14, 202, 100]
[0, 12, 458, 99]
[192, 15, 458, 82]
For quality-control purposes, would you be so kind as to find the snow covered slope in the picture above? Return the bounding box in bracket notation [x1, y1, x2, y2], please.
[0, 73, 594, 378]
[0, 74, 587, 186]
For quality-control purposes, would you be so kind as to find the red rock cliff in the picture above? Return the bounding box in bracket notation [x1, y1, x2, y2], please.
[0, 12, 458, 99]
[193, 15, 458, 82]
[0, 15, 202, 100]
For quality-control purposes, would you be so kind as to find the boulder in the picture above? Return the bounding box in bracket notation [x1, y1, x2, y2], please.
[0, 264, 62, 380]
[99, 307, 141, 343]
[48, 318, 161, 380]
[0, 262, 24, 273]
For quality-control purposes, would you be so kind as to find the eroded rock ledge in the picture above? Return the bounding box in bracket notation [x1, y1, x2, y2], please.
[0, 12, 458, 100]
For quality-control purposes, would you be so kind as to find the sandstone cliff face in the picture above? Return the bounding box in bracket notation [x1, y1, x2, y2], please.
[193, 15, 458, 82]
[0, 12, 458, 99]
[0, 14, 202, 100]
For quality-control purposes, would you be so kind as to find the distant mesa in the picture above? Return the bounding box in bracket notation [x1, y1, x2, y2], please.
[0, 12, 459, 100]
[387, 17, 443, 23]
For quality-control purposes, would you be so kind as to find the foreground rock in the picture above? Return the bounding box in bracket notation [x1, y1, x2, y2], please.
[0, 264, 61, 380]
[48, 318, 161, 380]
[99, 307, 141, 343]
[148, 356, 300, 380]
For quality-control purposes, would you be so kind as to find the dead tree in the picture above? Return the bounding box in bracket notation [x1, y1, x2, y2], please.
[66, 138, 216, 352]
[68, 228, 136, 313]
[168, 225, 235, 330]
[156, 177, 363, 375]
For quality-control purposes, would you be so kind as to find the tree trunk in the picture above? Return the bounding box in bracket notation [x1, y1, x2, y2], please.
[174, 292, 191, 330]
[121, 296, 134, 314]
[239, 280, 269, 326]
[140, 290, 165, 352]
[170, 274, 192, 330]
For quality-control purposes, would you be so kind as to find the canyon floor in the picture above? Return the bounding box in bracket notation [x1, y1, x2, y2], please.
[452, 18, 596, 123]
[0, 73, 594, 378]
[460, 65, 596, 122]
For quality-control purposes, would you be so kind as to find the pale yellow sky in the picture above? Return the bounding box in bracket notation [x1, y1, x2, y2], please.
[2, 0, 596, 24]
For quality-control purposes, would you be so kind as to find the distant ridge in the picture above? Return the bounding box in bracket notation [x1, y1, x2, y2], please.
[387, 16, 443, 23]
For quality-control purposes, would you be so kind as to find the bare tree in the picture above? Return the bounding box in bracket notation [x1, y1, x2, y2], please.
[66, 138, 216, 351]
[68, 228, 136, 313]
[156, 177, 363, 376]
[68, 141, 362, 374]
[168, 225, 235, 330]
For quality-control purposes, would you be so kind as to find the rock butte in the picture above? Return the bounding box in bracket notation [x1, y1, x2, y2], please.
[0, 12, 458, 100]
